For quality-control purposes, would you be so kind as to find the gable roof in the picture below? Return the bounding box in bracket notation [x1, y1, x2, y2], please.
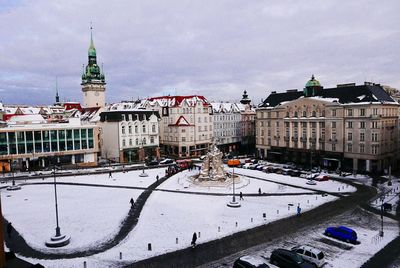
[169, 115, 192, 126]
[260, 83, 397, 108]
[147, 95, 210, 108]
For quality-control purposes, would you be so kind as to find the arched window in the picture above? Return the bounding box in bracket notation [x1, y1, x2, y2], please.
[294, 111, 298, 117]
[152, 124, 156, 133]
[129, 139, 132, 146]
[302, 111, 307, 117]
[150, 136, 154, 144]
[128, 125, 132, 134]
[143, 138, 146, 145]
[321, 110, 325, 117]
[312, 111, 316, 117]
[122, 139, 126, 147]
[135, 138, 139, 145]
[135, 125, 138, 133]
[286, 111, 290, 117]
[142, 125, 146, 133]
[121, 126, 125, 134]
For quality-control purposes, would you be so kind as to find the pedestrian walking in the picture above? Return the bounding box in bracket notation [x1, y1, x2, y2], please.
[239, 191, 244, 201]
[191, 232, 197, 248]
[7, 222, 12, 238]
[109, 171, 112, 178]
[258, 188, 262, 195]
[130, 198, 134, 207]
[156, 175, 159, 181]
[297, 205, 301, 216]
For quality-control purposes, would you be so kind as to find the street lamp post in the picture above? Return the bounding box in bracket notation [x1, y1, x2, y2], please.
[139, 138, 148, 177]
[227, 166, 241, 208]
[45, 157, 70, 247]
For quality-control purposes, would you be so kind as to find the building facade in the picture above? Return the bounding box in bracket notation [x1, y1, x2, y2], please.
[99, 109, 160, 163]
[81, 28, 106, 108]
[256, 76, 399, 173]
[239, 90, 256, 155]
[142, 95, 213, 157]
[211, 102, 241, 155]
[0, 117, 99, 171]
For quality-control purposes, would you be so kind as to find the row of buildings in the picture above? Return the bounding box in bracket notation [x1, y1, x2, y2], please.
[0, 30, 398, 174]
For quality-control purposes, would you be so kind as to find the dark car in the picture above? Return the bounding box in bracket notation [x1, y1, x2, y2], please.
[233, 255, 270, 268]
[324, 226, 357, 244]
[146, 160, 159, 166]
[270, 249, 315, 268]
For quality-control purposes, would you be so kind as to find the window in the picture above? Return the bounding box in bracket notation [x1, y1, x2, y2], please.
[360, 132, 365, 142]
[372, 108, 378, 115]
[347, 109, 353, 116]
[372, 133, 378, 142]
[136, 138, 139, 145]
[360, 122, 365, 129]
[128, 125, 132, 134]
[142, 125, 146, 133]
[294, 111, 298, 117]
[332, 143, 336, 151]
[129, 139, 132, 146]
[360, 144, 365, 153]
[122, 139, 126, 147]
[347, 143, 353, 152]
[360, 109, 365, 116]
[143, 138, 146, 145]
[312, 111, 316, 117]
[152, 124, 156, 133]
[332, 122, 336, 128]
[121, 126, 125, 134]
[135, 125, 138, 133]
[182, 137, 186, 142]
[371, 122, 378, 129]
[372, 145, 379, 154]
[150, 136, 155, 144]
[347, 122, 353, 128]
[286, 111, 289, 117]
[348, 132, 353, 141]
[302, 111, 307, 117]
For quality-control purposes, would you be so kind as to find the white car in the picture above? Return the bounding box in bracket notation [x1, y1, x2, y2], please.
[306, 180, 317, 185]
[242, 163, 252, 169]
[292, 245, 326, 267]
[159, 158, 174, 164]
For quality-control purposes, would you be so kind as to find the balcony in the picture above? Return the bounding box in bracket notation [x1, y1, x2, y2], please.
[284, 136, 290, 141]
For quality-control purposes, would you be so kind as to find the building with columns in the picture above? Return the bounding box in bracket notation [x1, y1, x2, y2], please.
[81, 28, 106, 108]
[142, 95, 213, 157]
[256, 76, 399, 174]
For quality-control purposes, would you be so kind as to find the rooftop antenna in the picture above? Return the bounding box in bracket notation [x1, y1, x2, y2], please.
[55, 76, 60, 104]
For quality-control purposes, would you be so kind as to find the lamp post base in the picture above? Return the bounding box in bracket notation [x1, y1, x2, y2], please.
[45, 234, 71, 247]
[139, 171, 148, 177]
[227, 200, 241, 208]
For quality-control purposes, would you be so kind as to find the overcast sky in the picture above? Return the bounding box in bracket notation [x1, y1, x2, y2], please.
[0, 0, 399, 106]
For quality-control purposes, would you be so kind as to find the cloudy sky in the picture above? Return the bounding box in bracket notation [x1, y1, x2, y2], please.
[0, 0, 399, 105]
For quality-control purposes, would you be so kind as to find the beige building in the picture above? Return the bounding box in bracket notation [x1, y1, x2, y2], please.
[256, 76, 399, 173]
[142, 95, 213, 157]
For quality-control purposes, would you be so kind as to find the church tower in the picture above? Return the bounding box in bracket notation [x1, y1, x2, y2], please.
[81, 27, 106, 108]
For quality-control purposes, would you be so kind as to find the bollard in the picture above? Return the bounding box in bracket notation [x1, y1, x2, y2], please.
[83, 261, 87, 268]
[198, 232, 201, 238]
[218, 226, 220, 232]
[148, 243, 152, 251]
[288, 205, 290, 211]
[251, 218, 253, 223]
[307, 199, 309, 204]
[119, 252, 122, 260]
[176, 237, 178, 244]
[277, 210, 279, 215]
[235, 222, 238, 227]
[263, 213, 266, 219]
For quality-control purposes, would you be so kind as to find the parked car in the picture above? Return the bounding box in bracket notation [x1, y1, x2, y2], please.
[233, 255, 270, 268]
[289, 170, 301, 177]
[242, 163, 252, 169]
[324, 226, 358, 244]
[199, 155, 207, 160]
[281, 169, 291, 175]
[228, 159, 241, 167]
[249, 163, 259, 169]
[146, 160, 159, 166]
[270, 249, 315, 268]
[306, 180, 317, 185]
[383, 202, 393, 212]
[159, 158, 174, 165]
[291, 245, 326, 268]
[315, 175, 330, 181]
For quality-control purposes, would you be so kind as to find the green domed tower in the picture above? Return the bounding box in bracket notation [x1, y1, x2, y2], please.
[81, 26, 106, 108]
[303, 75, 323, 97]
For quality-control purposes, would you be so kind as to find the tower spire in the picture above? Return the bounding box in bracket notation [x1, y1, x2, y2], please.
[55, 76, 60, 104]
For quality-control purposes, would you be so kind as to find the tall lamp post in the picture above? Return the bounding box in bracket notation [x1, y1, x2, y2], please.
[139, 139, 148, 177]
[45, 157, 70, 247]
[227, 166, 241, 208]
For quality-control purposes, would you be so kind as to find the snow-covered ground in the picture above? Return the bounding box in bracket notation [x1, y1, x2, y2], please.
[2, 166, 395, 268]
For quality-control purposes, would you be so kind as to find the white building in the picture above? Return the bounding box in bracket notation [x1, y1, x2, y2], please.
[142, 95, 213, 157]
[99, 106, 160, 163]
[211, 102, 242, 154]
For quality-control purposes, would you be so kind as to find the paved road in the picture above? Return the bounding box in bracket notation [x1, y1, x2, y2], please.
[125, 180, 376, 268]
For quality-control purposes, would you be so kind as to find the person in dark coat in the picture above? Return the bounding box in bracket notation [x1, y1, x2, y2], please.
[156, 175, 159, 181]
[7, 222, 12, 238]
[258, 188, 262, 195]
[130, 198, 134, 207]
[297, 205, 301, 216]
[109, 171, 112, 178]
[239, 192, 244, 200]
[191, 232, 197, 248]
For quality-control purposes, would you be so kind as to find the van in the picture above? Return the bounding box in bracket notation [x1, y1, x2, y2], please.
[228, 159, 241, 167]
